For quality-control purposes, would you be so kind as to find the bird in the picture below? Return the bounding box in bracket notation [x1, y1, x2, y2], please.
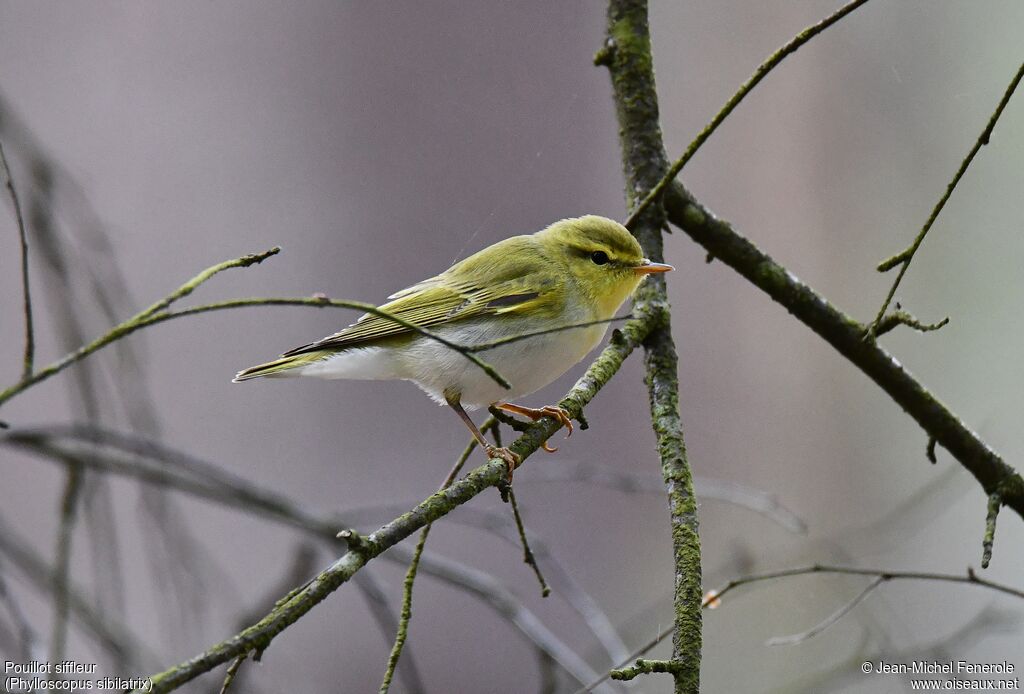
[234, 215, 672, 472]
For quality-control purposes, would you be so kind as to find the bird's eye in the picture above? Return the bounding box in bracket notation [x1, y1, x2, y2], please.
[590, 250, 610, 265]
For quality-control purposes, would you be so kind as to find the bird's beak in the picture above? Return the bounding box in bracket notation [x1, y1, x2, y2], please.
[633, 259, 674, 275]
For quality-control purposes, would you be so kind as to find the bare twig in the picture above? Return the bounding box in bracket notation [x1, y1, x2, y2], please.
[0, 140, 34, 380]
[507, 489, 551, 598]
[466, 315, 631, 352]
[766, 576, 883, 646]
[353, 571, 427, 694]
[378, 423, 489, 694]
[620, 0, 872, 229]
[873, 310, 949, 338]
[218, 653, 248, 694]
[868, 60, 1024, 336]
[490, 422, 551, 597]
[703, 564, 1024, 607]
[0, 248, 277, 407]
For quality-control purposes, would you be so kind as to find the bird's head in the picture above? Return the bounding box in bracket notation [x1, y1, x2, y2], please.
[537, 215, 673, 317]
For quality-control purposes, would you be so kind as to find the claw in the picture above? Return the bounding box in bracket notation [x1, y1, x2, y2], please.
[496, 403, 574, 441]
[485, 444, 521, 482]
[541, 441, 558, 453]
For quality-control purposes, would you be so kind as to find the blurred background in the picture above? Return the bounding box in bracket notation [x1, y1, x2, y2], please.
[1, 1, 1022, 692]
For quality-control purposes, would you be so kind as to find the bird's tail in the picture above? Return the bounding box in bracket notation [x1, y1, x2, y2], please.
[232, 351, 330, 382]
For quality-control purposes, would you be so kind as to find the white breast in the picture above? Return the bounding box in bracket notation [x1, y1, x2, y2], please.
[395, 316, 609, 409]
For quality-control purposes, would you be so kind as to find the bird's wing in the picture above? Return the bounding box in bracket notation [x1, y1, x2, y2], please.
[282, 237, 560, 356]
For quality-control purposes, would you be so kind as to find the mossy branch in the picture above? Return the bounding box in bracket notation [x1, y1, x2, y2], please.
[868, 59, 1024, 336]
[110, 305, 656, 693]
[6, 425, 611, 687]
[601, 1, 701, 692]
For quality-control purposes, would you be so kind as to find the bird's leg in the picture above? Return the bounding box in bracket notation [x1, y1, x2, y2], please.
[446, 392, 520, 479]
[494, 402, 573, 453]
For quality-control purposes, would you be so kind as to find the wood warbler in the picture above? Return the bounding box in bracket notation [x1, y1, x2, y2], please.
[234, 215, 672, 469]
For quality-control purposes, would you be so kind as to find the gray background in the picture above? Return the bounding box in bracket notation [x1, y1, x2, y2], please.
[1, 2, 1022, 692]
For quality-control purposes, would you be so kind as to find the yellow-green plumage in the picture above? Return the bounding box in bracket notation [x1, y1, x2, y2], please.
[234, 215, 671, 412]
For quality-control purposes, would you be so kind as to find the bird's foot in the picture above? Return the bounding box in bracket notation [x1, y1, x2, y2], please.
[495, 403, 573, 453]
[485, 445, 522, 482]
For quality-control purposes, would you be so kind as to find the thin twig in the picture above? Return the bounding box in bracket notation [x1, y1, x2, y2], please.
[621, 0, 872, 229]
[507, 489, 551, 598]
[703, 564, 1024, 606]
[489, 423, 551, 597]
[873, 310, 949, 338]
[766, 576, 883, 646]
[868, 60, 1024, 336]
[0, 140, 34, 380]
[378, 422, 490, 694]
[353, 571, 427, 694]
[218, 653, 248, 694]
[0, 248, 275, 407]
[466, 315, 631, 352]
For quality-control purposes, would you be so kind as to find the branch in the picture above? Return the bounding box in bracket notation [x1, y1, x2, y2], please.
[873, 310, 949, 338]
[8, 423, 630, 666]
[619, 0, 872, 229]
[0, 248, 276, 407]
[3, 425, 611, 686]
[663, 182, 1024, 531]
[0, 139, 34, 381]
[610, 658, 681, 682]
[765, 576, 883, 646]
[602, 1, 699, 692]
[868, 59, 1024, 335]
[20, 305, 654, 693]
